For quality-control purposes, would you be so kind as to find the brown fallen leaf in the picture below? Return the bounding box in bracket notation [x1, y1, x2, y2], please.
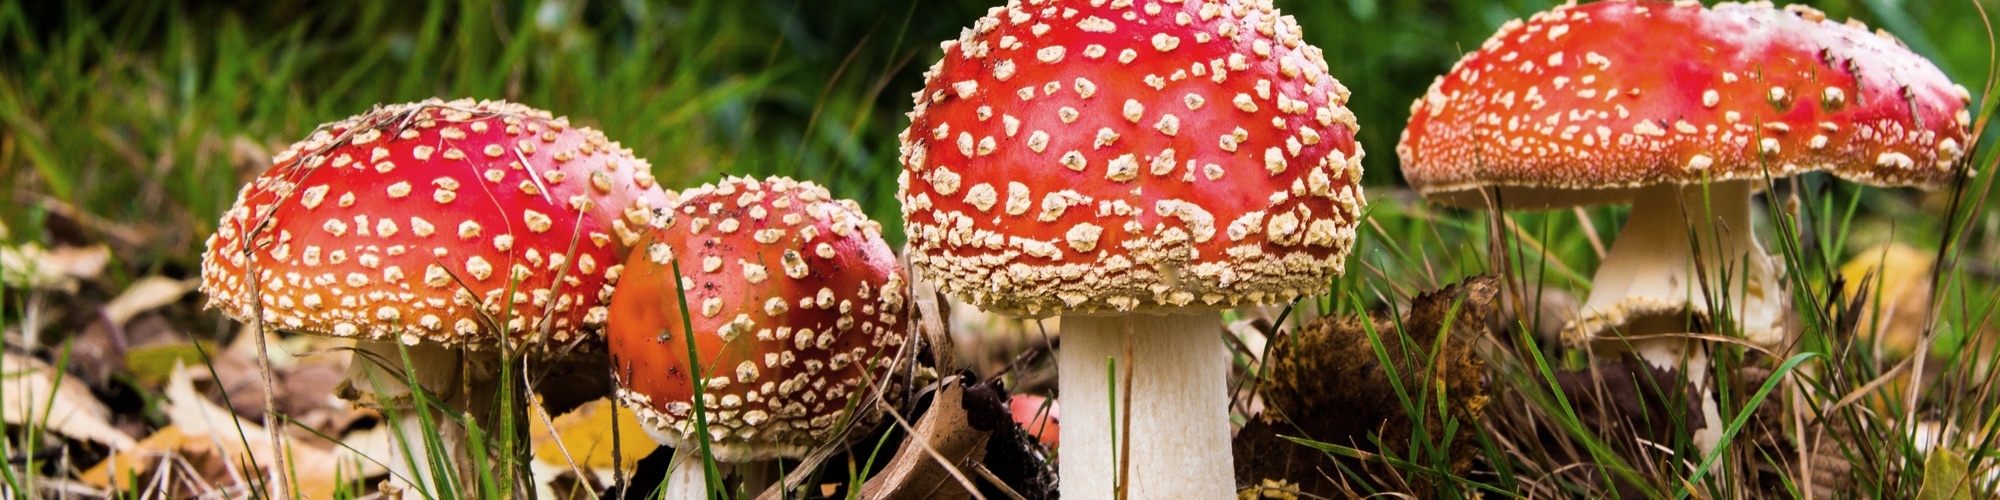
[1, 352, 135, 450]
[1238, 275, 1496, 497]
[80, 362, 380, 497]
[840, 377, 1053, 500]
[854, 377, 988, 500]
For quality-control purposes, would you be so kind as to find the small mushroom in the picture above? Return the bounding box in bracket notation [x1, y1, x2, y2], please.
[606, 176, 912, 498]
[199, 98, 674, 485]
[1397, 1, 1973, 452]
[897, 0, 1365, 497]
[1007, 394, 1059, 451]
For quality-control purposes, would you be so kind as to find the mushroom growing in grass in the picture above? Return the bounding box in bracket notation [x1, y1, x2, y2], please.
[898, 0, 1365, 497]
[1398, 1, 1973, 451]
[200, 98, 673, 487]
[608, 176, 912, 499]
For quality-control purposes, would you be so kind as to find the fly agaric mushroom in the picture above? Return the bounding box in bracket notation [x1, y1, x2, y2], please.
[898, 0, 1364, 496]
[200, 98, 673, 485]
[608, 176, 912, 498]
[1398, 1, 1973, 451]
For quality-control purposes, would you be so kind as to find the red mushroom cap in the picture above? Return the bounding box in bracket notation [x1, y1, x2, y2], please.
[1008, 394, 1060, 449]
[199, 99, 674, 349]
[1398, 1, 1976, 209]
[899, 0, 1366, 317]
[607, 177, 912, 462]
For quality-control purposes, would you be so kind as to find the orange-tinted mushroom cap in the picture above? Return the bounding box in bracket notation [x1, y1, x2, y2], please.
[608, 177, 911, 462]
[1398, 1, 1975, 209]
[898, 0, 1367, 318]
[199, 98, 674, 349]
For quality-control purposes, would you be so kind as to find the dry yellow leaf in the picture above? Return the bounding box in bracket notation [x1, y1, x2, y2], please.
[1839, 243, 1935, 355]
[531, 397, 658, 469]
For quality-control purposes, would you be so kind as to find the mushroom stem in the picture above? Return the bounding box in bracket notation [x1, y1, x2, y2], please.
[1058, 312, 1232, 499]
[343, 341, 518, 491]
[663, 447, 713, 500]
[342, 341, 462, 490]
[1568, 181, 1786, 452]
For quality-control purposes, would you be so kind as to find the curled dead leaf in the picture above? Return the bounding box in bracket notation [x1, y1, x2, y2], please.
[1, 352, 134, 449]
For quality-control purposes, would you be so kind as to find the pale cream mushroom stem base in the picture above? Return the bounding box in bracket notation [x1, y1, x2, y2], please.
[1563, 181, 1789, 453]
[342, 341, 509, 492]
[664, 448, 708, 500]
[1059, 312, 1233, 499]
[660, 448, 779, 499]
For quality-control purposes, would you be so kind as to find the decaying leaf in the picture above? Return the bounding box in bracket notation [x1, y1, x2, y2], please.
[1916, 447, 1974, 500]
[1839, 243, 1935, 355]
[1, 351, 135, 450]
[1237, 275, 1496, 497]
[80, 362, 380, 497]
[124, 342, 221, 388]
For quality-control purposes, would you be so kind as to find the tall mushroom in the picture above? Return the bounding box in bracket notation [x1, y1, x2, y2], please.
[200, 98, 673, 488]
[608, 176, 912, 498]
[898, 0, 1365, 496]
[1398, 1, 1973, 451]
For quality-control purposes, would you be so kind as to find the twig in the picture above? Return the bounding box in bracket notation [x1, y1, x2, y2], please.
[1574, 206, 1606, 259]
[236, 220, 296, 499]
[964, 462, 1027, 500]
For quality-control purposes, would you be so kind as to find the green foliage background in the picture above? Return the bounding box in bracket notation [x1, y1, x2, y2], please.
[1, 0, 1991, 261]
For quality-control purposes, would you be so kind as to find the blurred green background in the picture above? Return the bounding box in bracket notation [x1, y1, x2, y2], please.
[0, 0, 1992, 265]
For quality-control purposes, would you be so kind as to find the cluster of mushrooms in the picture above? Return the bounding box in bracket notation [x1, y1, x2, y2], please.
[196, 0, 1972, 498]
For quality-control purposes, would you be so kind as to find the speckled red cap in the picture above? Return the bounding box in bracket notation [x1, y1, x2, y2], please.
[608, 177, 911, 462]
[200, 98, 674, 349]
[898, 0, 1366, 317]
[1398, 1, 1975, 209]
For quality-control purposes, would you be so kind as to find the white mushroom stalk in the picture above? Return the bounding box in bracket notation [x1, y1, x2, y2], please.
[1059, 313, 1231, 498]
[1566, 181, 1782, 452]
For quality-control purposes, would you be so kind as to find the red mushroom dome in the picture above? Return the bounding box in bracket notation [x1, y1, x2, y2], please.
[200, 98, 674, 349]
[897, 0, 1367, 317]
[1398, 0, 1976, 209]
[608, 176, 912, 462]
